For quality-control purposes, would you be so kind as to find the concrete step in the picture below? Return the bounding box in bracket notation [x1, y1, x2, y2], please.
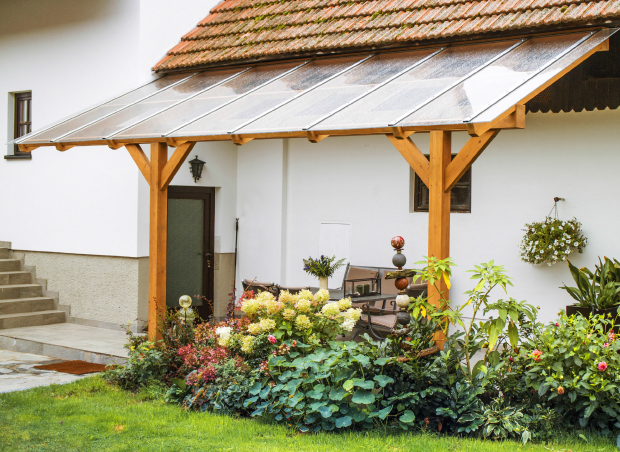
[0, 271, 31, 285]
[0, 259, 20, 272]
[0, 297, 55, 315]
[0, 284, 42, 300]
[0, 248, 9, 259]
[0, 310, 65, 329]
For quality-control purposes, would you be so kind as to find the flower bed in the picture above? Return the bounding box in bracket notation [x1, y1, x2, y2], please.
[104, 258, 620, 445]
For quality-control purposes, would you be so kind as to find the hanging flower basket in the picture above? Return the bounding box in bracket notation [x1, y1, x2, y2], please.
[519, 216, 587, 266]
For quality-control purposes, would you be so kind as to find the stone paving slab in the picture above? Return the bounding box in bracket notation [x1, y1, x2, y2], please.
[0, 350, 88, 393]
[0, 323, 129, 364]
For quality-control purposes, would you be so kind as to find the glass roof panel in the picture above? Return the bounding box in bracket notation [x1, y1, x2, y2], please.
[236, 49, 440, 135]
[113, 67, 248, 139]
[169, 57, 364, 138]
[309, 40, 519, 132]
[60, 68, 276, 142]
[21, 73, 190, 143]
[474, 28, 614, 123]
[398, 32, 589, 126]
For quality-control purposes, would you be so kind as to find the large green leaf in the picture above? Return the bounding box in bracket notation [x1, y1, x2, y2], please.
[399, 410, 415, 423]
[317, 405, 333, 418]
[351, 389, 375, 404]
[343, 380, 354, 392]
[329, 387, 347, 401]
[249, 382, 262, 396]
[353, 379, 374, 390]
[373, 375, 395, 387]
[507, 321, 519, 348]
[488, 323, 499, 349]
[335, 416, 352, 428]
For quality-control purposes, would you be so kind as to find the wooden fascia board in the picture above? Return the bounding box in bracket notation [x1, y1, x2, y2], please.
[125, 144, 151, 184]
[160, 141, 196, 190]
[444, 129, 499, 192]
[17, 143, 43, 153]
[387, 133, 430, 188]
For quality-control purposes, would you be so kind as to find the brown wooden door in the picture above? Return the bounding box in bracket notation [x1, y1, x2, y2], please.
[167, 186, 215, 320]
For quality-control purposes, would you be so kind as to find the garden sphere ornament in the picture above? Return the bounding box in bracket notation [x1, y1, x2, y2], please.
[391, 236, 411, 326]
[179, 295, 193, 323]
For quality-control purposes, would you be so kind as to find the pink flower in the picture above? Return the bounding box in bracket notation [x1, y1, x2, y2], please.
[555, 323, 560, 327]
[532, 349, 542, 362]
[508, 356, 514, 362]
[604, 343, 610, 348]
[268, 335, 277, 344]
[598, 362, 608, 372]
[292, 340, 297, 347]
[609, 331, 615, 341]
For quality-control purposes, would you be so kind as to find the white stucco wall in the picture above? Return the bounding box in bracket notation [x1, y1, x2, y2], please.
[0, 0, 222, 258]
[236, 109, 620, 323]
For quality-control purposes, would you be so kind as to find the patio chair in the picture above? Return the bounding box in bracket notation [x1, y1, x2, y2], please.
[241, 279, 277, 297]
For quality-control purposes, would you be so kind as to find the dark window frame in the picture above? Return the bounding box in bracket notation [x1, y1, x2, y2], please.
[6, 91, 32, 160]
[412, 154, 472, 213]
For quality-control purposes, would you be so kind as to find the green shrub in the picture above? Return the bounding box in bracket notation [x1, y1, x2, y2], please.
[517, 312, 620, 433]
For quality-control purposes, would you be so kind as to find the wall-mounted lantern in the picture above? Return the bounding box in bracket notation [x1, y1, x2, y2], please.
[189, 155, 205, 183]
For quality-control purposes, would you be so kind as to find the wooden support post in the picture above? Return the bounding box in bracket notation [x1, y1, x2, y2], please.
[148, 142, 168, 341]
[428, 131, 452, 349]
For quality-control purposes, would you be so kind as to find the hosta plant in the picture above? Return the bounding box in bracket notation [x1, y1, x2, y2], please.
[519, 217, 586, 266]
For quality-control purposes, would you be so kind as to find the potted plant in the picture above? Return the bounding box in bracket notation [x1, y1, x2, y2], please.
[519, 216, 587, 266]
[303, 255, 346, 290]
[561, 258, 620, 320]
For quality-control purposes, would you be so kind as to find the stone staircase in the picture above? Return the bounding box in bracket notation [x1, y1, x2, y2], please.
[0, 243, 65, 329]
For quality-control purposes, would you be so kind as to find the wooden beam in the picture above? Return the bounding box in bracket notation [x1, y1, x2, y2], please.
[148, 142, 168, 341]
[306, 131, 329, 143]
[107, 140, 126, 150]
[17, 143, 40, 153]
[386, 134, 430, 188]
[444, 130, 499, 192]
[466, 104, 525, 137]
[125, 144, 151, 184]
[428, 130, 451, 349]
[160, 141, 196, 190]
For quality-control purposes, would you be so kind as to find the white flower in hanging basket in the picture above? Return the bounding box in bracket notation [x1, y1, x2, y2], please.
[519, 217, 587, 266]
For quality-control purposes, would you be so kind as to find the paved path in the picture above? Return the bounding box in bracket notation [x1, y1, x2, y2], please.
[0, 350, 88, 393]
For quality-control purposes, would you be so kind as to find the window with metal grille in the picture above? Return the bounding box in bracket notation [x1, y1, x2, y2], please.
[411, 154, 471, 213]
[10, 92, 32, 159]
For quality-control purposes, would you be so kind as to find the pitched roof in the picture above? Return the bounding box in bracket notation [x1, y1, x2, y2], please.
[153, 0, 620, 71]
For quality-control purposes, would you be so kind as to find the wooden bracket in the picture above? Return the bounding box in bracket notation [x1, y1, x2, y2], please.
[17, 143, 40, 153]
[306, 131, 329, 143]
[125, 144, 151, 184]
[444, 129, 499, 192]
[390, 127, 415, 140]
[386, 133, 429, 188]
[466, 104, 525, 137]
[231, 134, 253, 146]
[160, 141, 196, 190]
[54, 143, 75, 152]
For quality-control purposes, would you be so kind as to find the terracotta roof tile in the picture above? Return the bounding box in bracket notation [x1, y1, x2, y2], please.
[154, 0, 620, 71]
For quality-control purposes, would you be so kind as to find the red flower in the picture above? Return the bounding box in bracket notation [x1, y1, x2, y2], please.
[532, 349, 542, 362]
[558, 387, 565, 395]
[604, 342, 610, 348]
[598, 361, 608, 372]
[268, 335, 277, 344]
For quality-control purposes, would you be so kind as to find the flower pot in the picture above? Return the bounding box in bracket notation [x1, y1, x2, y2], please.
[319, 276, 328, 291]
[566, 304, 620, 333]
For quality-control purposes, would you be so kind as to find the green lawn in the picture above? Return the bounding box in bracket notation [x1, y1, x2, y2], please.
[0, 376, 616, 452]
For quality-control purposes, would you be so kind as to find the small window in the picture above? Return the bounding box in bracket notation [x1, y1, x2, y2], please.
[412, 154, 471, 213]
[8, 92, 32, 159]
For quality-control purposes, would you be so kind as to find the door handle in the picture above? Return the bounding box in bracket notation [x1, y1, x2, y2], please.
[205, 252, 211, 268]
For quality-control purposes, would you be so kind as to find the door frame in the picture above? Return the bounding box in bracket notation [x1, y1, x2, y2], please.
[167, 186, 215, 319]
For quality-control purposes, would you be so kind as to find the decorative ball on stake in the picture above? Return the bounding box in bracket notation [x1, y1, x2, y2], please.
[391, 236, 411, 325]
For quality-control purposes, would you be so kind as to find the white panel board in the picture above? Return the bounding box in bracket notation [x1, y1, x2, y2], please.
[319, 222, 351, 289]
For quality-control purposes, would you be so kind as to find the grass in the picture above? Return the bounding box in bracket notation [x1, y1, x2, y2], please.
[0, 376, 617, 452]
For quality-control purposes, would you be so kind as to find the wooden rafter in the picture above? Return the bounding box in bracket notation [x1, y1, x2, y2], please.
[306, 131, 329, 143]
[55, 143, 75, 152]
[444, 130, 499, 192]
[160, 141, 196, 190]
[386, 133, 429, 188]
[125, 144, 151, 184]
[466, 105, 524, 137]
